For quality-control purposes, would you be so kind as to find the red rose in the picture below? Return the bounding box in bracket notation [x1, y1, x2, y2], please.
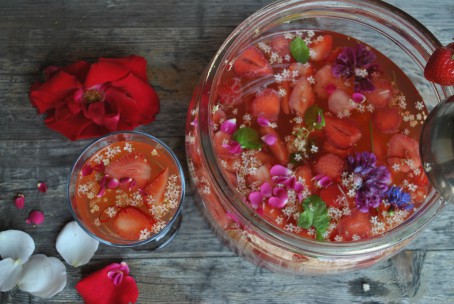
[29, 55, 159, 140]
[76, 261, 139, 304]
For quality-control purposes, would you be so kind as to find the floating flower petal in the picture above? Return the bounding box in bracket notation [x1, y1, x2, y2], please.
[352, 92, 366, 104]
[257, 116, 271, 127]
[107, 178, 120, 189]
[56, 221, 99, 267]
[270, 164, 292, 177]
[261, 134, 277, 146]
[220, 118, 237, 135]
[18, 254, 67, 298]
[313, 174, 333, 188]
[25, 210, 45, 225]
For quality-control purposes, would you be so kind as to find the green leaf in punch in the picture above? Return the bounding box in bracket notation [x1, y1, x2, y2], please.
[232, 127, 262, 149]
[297, 195, 330, 240]
[304, 105, 325, 130]
[290, 36, 310, 63]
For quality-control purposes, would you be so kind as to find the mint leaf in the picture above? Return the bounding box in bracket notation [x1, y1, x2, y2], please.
[297, 207, 313, 228]
[304, 106, 325, 130]
[232, 127, 262, 149]
[297, 195, 330, 240]
[290, 37, 310, 63]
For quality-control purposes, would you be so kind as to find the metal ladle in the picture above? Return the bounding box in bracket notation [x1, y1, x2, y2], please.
[421, 95, 454, 202]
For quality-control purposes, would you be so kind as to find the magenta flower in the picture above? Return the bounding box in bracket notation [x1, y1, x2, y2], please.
[248, 165, 306, 210]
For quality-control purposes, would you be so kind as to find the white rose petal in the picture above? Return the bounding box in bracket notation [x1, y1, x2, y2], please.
[18, 254, 67, 298]
[0, 258, 22, 291]
[56, 221, 99, 267]
[0, 230, 35, 262]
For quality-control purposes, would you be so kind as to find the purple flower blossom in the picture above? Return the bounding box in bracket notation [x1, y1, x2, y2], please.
[385, 186, 413, 211]
[347, 152, 391, 212]
[332, 44, 379, 93]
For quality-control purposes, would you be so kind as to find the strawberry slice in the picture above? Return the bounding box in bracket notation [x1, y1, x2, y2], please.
[260, 126, 289, 165]
[143, 167, 169, 206]
[424, 42, 454, 86]
[251, 88, 280, 122]
[105, 152, 152, 190]
[233, 46, 273, 78]
[320, 184, 344, 208]
[310, 35, 333, 62]
[217, 78, 242, 106]
[289, 62, 315, 78]
[372, 106, 402, 134]
[270, 36, 291, 58]
[212, 131, 233, 156]
[364, 78, 393, 109]
[386, 133, 421, 173]
[112, 207, 154, 241]
[324, 116, 362, 149]
[280, 81, 291, 115]
[337, 208, 371, 241]
[247, 164, 271, 185]
[314, 64, 353, 100]
[288, 78, 315, 116]
[313, 153, 345, 182]
[328, 89, 354, 116]
[322, 140, 352, 158]
[295, 164, 314, 192]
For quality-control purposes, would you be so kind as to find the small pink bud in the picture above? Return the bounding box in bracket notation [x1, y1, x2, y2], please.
[220, 118, 237, 135]
[26, 210, 45, 225]
[261, 134, 277, 146]
[128, 179, 136, 191]
[14, 194, 25, 209]
[93, 163, 106, 172]
[81, 164, 94, 176]
[107, 178, 120, 189]
[97, 186, 106, 197]
[352, 92, 366, 104]
[37, 181, 47, 193]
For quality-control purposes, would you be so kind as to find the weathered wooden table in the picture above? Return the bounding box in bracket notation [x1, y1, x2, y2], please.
[0, 0, 453, 303]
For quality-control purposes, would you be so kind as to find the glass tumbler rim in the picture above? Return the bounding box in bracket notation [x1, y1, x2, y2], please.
[67, 130, 186, 247]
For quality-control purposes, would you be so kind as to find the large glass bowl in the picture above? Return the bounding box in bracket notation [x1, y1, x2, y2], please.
[185, 0, 453, 274]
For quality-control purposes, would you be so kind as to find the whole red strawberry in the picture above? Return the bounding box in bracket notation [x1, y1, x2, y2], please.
[424, 42, 454, 86]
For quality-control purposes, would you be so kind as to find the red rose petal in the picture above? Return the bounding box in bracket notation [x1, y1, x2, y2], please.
[61, 60, 91, 83]
[29, 71, 82, 113]
[100, 55, 148, 82]
[109, 73, 159, 123]
[76, 262, 139, 304]
[85, 61, 131, 88]
[45, 111, 102, 141]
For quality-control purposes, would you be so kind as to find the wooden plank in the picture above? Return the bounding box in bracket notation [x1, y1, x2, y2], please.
[2, 249, 454, 303]
[0, 0, 453, 303]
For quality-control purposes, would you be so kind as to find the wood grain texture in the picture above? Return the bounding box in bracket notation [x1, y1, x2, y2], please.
[0, 0, 453, 303]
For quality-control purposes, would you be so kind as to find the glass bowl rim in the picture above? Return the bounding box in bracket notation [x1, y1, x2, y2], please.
[196, 0, 450, 256]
